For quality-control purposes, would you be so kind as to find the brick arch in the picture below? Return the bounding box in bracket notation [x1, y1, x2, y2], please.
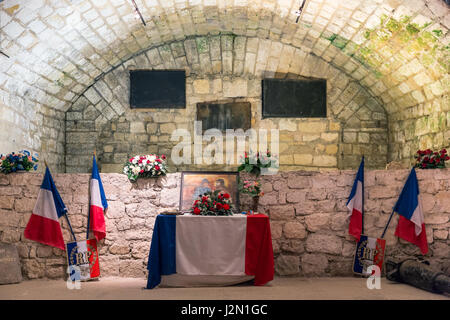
[65, 34, 388, 172]
[1, 0, 448, 169]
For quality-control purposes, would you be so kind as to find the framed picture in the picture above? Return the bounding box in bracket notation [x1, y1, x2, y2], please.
[179, 171, 240, 212]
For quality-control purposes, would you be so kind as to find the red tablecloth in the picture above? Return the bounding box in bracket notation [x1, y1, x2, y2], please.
[245, 214, 274, 286]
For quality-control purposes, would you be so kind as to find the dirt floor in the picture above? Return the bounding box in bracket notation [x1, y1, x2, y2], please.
[0, 276, 448, 300]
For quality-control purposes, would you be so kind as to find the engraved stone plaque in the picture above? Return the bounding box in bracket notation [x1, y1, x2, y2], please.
[0, 243, 23, 285]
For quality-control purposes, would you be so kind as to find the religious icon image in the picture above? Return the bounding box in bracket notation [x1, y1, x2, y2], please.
[179, 171, 240, 212]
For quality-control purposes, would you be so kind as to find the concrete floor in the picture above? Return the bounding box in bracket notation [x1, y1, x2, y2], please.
[0, 277, 448, 300]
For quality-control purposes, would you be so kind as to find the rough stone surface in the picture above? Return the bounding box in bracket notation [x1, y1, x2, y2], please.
[0, 242, 23, 284]
[0, 169, 449, 279]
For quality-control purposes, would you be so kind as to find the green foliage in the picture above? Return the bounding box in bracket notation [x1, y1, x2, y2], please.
[237, 151, 276, 177]
[406, 23, 420, 35]
[432, 29, 443, 38]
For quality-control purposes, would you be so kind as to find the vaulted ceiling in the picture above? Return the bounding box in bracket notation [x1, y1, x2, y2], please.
[0, 0, 449, 168]
[0, 0, 448, 113]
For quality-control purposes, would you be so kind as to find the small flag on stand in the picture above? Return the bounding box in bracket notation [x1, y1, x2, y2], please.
[393, 168, 428, 254]
[87, 155, 108, 241]
[347, 157, 364, 241]
[353, 235, 386, 275]
[66, 238, 100, 280]
[24, 167, 67, 250]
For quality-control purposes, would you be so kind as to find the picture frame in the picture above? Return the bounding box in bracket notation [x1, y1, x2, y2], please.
[179, 171, 240, 212]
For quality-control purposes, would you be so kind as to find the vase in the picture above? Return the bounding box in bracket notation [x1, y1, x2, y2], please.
[251, 196, 259, 212]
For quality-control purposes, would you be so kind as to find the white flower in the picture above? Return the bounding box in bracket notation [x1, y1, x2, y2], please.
[148, 155, 156, 162]
[132, 166, 140, 175]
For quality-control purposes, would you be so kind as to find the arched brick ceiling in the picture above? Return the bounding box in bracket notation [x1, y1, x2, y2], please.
[0, 0, 449, 116]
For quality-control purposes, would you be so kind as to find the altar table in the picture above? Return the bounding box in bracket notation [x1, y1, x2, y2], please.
[146, 214, 274, 289]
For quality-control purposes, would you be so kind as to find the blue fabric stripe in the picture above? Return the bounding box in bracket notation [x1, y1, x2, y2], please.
[394, 168, 419, 220]
[92, 156, 108, 209]
[146, 215, 176, 289]
[346, 157, 364, 206]
[41, 167, 67, 218]
[353, 235, 368, 274]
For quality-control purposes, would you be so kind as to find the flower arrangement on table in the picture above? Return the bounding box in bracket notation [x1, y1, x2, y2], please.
[238, 179, 264, 212]
[237, 150, 277, 176]
[123, 154, 167, 182]
[0, 150, 39, 174]
[191, 190, 233, 216]
[414, 149, 449, 169]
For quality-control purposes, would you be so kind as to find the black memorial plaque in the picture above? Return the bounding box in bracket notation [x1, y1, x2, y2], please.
[262, 78, 327, 118]
[130, 70, 186, 109]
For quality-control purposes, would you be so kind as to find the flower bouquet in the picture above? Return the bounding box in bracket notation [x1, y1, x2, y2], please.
[414, 149, 449, 169]
[238, 179, 264, 212]
[123, 154, 168, 182]
[191, 190, 233, 216]
[237, 150, 276, 176]
[0, 150, 39, 174]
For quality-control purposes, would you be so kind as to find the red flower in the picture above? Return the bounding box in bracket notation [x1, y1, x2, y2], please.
[421, 163, 426, 168]
[223, 193, 230, 199]
[156, 159, 161, 163]
[202, 196, 208, 202]
[193, 207, 201, 215]
[441, 149, 447, 154]
[155, 165, 160, 171]
[223, 204, 230, 210]
[216, 203, 223, 209]
[446, 155, 450, 160]
[129, 158, 133, 162]
[140, 169, 144, 173]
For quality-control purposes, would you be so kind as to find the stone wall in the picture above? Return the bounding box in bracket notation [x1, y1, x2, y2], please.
[0, 89, 66, 173]
[0, 168, 449, 280]
[65, 34, 388, 174]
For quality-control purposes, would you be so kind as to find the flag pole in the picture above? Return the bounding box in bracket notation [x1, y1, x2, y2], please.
[86, 150, 96, 240]
[44, 159, 77, 242]
[361, 155, 364, 235]
[380, 167, 412, 238]
[381, 208, 395, 239]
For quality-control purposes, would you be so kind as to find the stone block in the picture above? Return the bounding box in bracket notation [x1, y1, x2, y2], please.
[313, 155, 337, 167]
[193, 79, 210, 94]
[286, 190, 307, 203]
[0, 196, 15, 210]
[283, 222, 307, 239]
[130, 122, 146, 133]
[301, 253, 328, 276]
[305, 213, 331, 232]
[0, 243, 22, 284]
[268, 205, 295, 220]
[223, 79, 248, 97]
[287, 175, 312, 189]
[306, 233, 342, 255]
[298, 122, 327, 133]
[275, 255, 299, 276]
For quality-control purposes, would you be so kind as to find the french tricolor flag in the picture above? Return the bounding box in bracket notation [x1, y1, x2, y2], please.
[394, 168, 428, 254]
[88, 155, 108, 241]
[346, 157, 364, 241]
[24, 167, 67, 250]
